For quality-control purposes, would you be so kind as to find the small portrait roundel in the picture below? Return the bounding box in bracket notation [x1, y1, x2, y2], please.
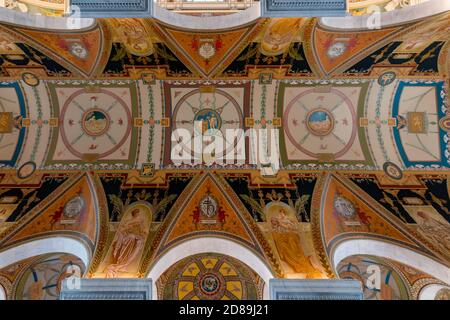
[383, 161, 403, 181]
[377, 71, 396, 86]
[439, 115, 450, 133]
[17, 161, 36, 179]
[21, 72, 40, 87]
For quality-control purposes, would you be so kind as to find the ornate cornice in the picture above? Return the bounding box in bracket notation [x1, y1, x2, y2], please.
[86, 173, 110, 277]
[310, 172, 334, 278]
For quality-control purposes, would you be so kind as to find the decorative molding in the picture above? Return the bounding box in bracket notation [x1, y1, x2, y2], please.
[0, 275, 12, 300]
[261, 0, 347, 17]
[86, 173, 110, 277]
[310, 173, 334, 277]
[71, 0, 153, 18]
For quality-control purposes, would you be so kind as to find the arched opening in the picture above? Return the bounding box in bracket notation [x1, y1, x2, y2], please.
[0, 236, 91, 271]
[0, 284, 6, 300]
[153, 2, 261, 30]
[419, 284, 450, 300]
[0, 6, 94, 30]
[147, 237, 274, 299]
[331, 238, 450, 285]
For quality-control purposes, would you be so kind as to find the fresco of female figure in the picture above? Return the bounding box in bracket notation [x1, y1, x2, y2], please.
[269, 207, 318, 277]
[105, 208, 147, 278]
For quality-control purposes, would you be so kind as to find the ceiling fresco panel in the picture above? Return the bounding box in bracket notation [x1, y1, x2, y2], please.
[45, 81, 139, 168]
[0, 82, 26, 167]
[277, 80, 373, 167]
[162, 81, 251, 167]
[392, 81, 448, 168]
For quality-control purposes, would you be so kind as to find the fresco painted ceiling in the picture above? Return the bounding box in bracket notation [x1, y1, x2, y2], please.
[0, 10, 449, 300]
[0, 14, 448, 172]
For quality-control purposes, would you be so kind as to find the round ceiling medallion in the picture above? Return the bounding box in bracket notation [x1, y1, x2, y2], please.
[306, 108, 335, 136]
[197, 273, 223, 296]
[81, 108, 110, 137]
[194, 108, 222, 134]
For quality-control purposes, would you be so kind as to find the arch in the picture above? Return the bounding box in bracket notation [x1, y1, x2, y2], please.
[419, 284, 450, 300]
[153, 3, 261, 30]
[147, 237, 275, 300]
[0, 7, 94, 30]
[0, 284, 5, 300]
[319, 0, 450, 30]
[0, 236, 91, 271]
[331, 238, 450, 285]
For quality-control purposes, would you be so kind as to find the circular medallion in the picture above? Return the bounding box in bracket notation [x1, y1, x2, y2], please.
[306, 108, 334, 136]
[17, 161, 36, 179]
[327, 42, 347, 58]
[198, 42, 216, 60]
[68, 42, 88, 60]
[63, 196, 85, 219]
[334, 195, 356, 218]
[193, 270, 226, 299]
[21, 72, 39, 87]
[439, 115, 450, 133]
[82, 109, 110, 137]
[383, 162, 403, 181]
[377, 71, 396, 86]
[194, 108, 222, 133]
[199, 195, 218, 218]
[199, 273, 220, 295]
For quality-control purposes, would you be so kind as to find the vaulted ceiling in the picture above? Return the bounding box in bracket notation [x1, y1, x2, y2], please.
[0, 13, 448, 171]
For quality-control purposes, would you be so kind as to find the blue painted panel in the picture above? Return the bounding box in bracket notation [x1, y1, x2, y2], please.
[0, 82, 26, 167]
[392, 81, 447, 168]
